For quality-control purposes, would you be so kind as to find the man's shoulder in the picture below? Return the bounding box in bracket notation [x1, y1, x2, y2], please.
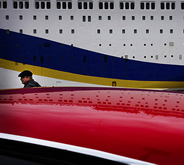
[24, 79, 41, 88]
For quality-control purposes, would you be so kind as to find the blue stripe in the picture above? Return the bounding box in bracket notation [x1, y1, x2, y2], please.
[0, 28, 184, 81]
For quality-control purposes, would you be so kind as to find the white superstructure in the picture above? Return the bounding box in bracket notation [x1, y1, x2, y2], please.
[0, 0, 184, 89]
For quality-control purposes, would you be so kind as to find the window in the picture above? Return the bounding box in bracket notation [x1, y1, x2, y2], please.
[33, 15, 37, 20]
[169, 16, 172, 20]
[59, 15, 62, 20]
[160, 1, 175, 10]
[161, 16, 164, 20]
[140, 1, 155, 10]
[150, 16, 154, 20]
[71, 29, 74, 34]
[59, 29, 63, 34]
[83, 56, 86, 63]
[35, 0, 51, 9]
[19, 29, 23, 33]
[182, 2, 184, 9]
[45, 29, 49, 34]
[33, 29, 37, 34]
[108, 16, 111, 20]
[142, 16, 146, 20]
[160, 29, 163, 33]
[78, 1, 93, 9]
[88, 16, 91, 22]
[98, 16, 102, 20]
[70, 16, 74, 20]
[83, 16, 86, 22]
[169, 42, 174, 46]
[132, 16, 135, 20]
[99, 1, 114, 10]
[120, 1, 135, 9]
[83, 16, 91, 22]
[45, 15, 48, 20]
[13, 0, 29, 9]
[122, 29, 125, 34]
[109, 29, 113, 34]
[56, 0, 72, 9]
[19, 15, 23, 20]
[170, 29, 173, 33]
[122, 16, 126, 20]
[97, 29, 100, 34]
[6, 15, 9, 20]
[146, 29, 149, 33]
[179, 55, 182, 60]
[0, 1, 7, 9]
[155, 55, 158, 60]
[134, 29, 137, 34]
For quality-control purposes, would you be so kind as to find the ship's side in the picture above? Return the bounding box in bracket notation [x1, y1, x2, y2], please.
[0, 0, 184, 89]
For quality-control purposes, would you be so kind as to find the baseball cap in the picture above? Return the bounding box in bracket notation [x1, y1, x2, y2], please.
[18, 70, 33, 78]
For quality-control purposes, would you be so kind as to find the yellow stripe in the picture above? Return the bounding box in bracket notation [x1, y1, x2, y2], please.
[1, 58, 184, 89]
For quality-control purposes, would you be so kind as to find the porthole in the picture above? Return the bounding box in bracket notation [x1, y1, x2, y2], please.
[45, 29, 49, 34]
[122, 16, 126, 20]
[19, 15, 23, 20]
[6, 15, 9, 20]
[71, 29, 74, 34]
[122, 29, 125, 34]
[45, 15, 49, 20]
[108, 16, 111, 20]
[59, 29, 63, 34]
[59, 15, 62, 20]
[33, 15, 37, 20]
[19, 29, 23, 33]
[109, 29, 113, 34]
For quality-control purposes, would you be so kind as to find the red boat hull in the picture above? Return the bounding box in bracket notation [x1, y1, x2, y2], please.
[0, 87, 184, 164]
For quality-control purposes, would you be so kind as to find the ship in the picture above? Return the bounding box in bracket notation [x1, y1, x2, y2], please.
[0, 0, 184, 89]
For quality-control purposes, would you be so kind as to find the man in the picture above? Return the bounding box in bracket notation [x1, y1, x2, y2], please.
[18, 70, 41, 88]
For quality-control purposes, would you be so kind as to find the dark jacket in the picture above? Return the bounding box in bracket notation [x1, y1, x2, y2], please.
[24, 79, 41, 88]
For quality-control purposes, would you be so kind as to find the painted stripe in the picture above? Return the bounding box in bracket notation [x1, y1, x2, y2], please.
[1, 58, 184, 89]
[0, 133, 155, 165]
[1, 29, 184, 82]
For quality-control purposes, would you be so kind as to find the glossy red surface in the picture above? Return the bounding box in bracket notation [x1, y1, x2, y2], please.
[0, 87, 184, 165]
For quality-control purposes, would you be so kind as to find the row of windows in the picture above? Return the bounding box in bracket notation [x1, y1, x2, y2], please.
[2, 54, 182, 64]
[1, 40, 176, 48]
[13, 1, 29, 9]
[4, 15, 179, 21]
[1, 1, 184, 10]
[33, 55, 184, 61]
[13, 28, 184, 34]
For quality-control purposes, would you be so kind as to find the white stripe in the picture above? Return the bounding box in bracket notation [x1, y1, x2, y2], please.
[0, 133, 156, 165]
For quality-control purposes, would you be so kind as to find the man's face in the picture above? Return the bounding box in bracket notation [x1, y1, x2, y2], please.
[20, 76, 31, 84]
